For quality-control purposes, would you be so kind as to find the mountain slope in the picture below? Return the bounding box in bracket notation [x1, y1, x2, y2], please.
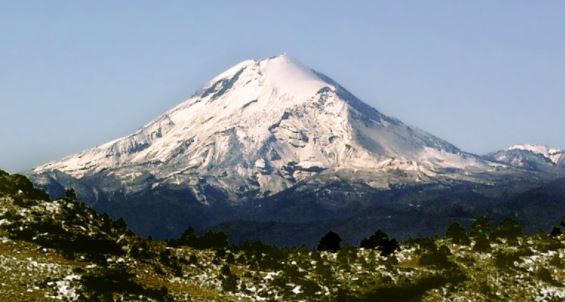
[32, 54, 495, 204]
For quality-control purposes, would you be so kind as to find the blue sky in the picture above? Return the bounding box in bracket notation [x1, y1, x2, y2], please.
[1, 1, 564, 172]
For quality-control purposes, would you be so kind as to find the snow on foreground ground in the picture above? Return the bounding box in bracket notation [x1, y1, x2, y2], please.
[0, 189, 564, 301]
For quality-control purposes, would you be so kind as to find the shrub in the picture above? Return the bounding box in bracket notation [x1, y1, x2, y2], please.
[238, 240, 288, 270]
[112, 217, 129, 233]
[317, 231, 341, 253]
[171, 227, 229, 250]
[419, 244, 452, 267]
[65, 188, 78, 202]
[446, 223, 470, 245]
[549, 227, 561, 237]
[360, 230, 400, 256]
[81, 266, 172, 301]
[536, 267, 555, 284]
[0, 172, 50, 201]
[491, 218, 523, 241]
[472, 216, 490, 235]
[473, 234, 491, 252]
[219, 264, 238, 292]
[494, 250, 520, 269]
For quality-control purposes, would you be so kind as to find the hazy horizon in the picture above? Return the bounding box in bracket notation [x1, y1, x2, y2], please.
[2, 1, 565, 172]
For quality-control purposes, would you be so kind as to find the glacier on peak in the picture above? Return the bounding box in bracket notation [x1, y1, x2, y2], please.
[33, 54, 497, 202]
[484, 144, 565, 172]
[507, 144, 564, 164]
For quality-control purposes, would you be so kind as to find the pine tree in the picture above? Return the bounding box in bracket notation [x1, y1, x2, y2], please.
[112, 217, 128, 233]
[65, 188, 77, 202]
[550, 227, 561, 237]
[317, 231, 341, 252]
[472, 216, 490, 235]
[492, 218, 523, 241]
[360, 230, 399, 256]
[446, 222, 470, 245]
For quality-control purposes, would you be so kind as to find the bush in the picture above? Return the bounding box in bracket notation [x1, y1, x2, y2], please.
[238, 240, 287, 270]
[81, 266, 171, 301]
[219, 264, 238, 292]
[419, 244, 452, 267]
[494, 251, 520, 269]
[65, 188, 78, 202]
[317, 231, 341, 252]
[222, 275, 237, 292]
[549, 227, 561, 237]
[112, 217, 129, 233]
[472, 234, 491, 252]
[472, 216, 490, 235]
[411, 237, 437, 254]
[0, 172, 50, 201]
[536, 267, 555, 284]
[446, 223, 470, 245]
[159, 250, 183, 276]
[130, 240, 153, 259]
[494, 247, 532, 269]
[171, 227, 229, 250]
[492, 218, 523, 242]
[360, 230, 399, 256]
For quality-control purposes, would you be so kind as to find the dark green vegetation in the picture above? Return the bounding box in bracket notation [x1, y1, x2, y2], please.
[360, 230, 400, 256]
[1, 170, 564, 301]
[214, 178, 565, 247]
[317, 231, 342, 253]
[32, 170, 565, 248]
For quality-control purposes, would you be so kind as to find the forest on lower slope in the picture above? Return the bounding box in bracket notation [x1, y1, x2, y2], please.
[0, 169, 563, 301]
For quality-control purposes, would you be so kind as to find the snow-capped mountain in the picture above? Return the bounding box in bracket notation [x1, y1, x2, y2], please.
[32, 54, 497, 203]
[486, 144, 565, 171]
[28, 54, 565, 241]
[507, 144, 565, 164]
